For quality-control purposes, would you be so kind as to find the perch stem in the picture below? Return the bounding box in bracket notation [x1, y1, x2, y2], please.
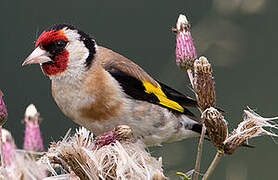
[202, 149, 224, 180]
[193, 124, 206, 180]
[187, 68, 206, 180]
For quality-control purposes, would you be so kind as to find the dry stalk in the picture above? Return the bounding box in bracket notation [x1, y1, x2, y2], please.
[202, 149, 224, 180]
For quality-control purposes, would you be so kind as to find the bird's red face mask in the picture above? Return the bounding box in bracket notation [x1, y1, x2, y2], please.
[22, 29, 70, 76]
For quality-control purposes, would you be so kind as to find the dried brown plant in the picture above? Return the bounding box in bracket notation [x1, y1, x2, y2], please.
[44, 127, 166, 180]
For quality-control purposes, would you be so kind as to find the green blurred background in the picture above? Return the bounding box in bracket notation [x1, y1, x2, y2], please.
[1, 0, 277, 179]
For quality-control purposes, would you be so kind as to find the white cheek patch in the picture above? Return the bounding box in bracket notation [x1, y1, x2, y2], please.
[67, 41, 89, 66]
[61, 28, 90, 75]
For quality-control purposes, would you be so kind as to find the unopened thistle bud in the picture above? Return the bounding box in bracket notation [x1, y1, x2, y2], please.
[202, 107, 228, 148]
[224, 108, 278, 154]
[0, 91, 7, 126]
[193, 56, 216, 111]
[23, 104, 44, 151]
[2, 129, 16, 166]
[173, 14, 197, 70]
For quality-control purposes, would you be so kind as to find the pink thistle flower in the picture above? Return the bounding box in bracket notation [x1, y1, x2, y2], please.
[2, 129, 16, 166]
[0, 91, 8, 126]
[95, 129, 116, 148]
[173, 14, 197, 70]
[23, 104, 44, 151]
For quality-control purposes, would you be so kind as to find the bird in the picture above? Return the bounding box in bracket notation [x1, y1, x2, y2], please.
[22, 24, 202, 146]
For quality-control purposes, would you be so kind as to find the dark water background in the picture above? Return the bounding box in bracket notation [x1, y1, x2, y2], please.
[1, 0, 277, 179]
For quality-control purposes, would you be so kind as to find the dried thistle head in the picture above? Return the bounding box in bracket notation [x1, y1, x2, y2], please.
[193, 56, 216, 111]
[74, 127, 94, 148]
[173, 14, 197, 70]
[23, 104, 44, 152]
[12, 152, 48, 179]
[114, 125, 133, 142]
[92, 141, 166, 180]
[44, 126, 166, 180]
[45, 127, 97, 180]
[224, 108, 278, 154]
[202, 107, 228, 148]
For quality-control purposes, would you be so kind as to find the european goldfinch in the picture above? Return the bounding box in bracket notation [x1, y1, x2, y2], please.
[22, 24, 202, 146]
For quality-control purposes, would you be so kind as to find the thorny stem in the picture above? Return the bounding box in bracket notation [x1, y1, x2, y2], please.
[202, 149, 224, 180]
[193, 124, 206, 180]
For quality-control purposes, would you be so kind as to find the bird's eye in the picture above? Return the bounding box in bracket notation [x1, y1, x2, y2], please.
[56, 40, 67, 48]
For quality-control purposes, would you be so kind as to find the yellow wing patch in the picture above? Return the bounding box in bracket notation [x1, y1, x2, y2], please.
[142, 81, 184, 112]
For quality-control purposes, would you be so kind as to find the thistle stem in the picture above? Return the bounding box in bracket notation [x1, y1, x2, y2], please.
[193, 124, 206, 180]
[186, 66, 206, 180]
[202, 149, 224, 180]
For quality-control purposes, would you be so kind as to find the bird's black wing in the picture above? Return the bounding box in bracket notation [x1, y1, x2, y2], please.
[105, 66, 198, 118]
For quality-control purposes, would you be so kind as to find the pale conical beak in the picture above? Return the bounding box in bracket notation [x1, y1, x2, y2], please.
[22, 47, 53, 66]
